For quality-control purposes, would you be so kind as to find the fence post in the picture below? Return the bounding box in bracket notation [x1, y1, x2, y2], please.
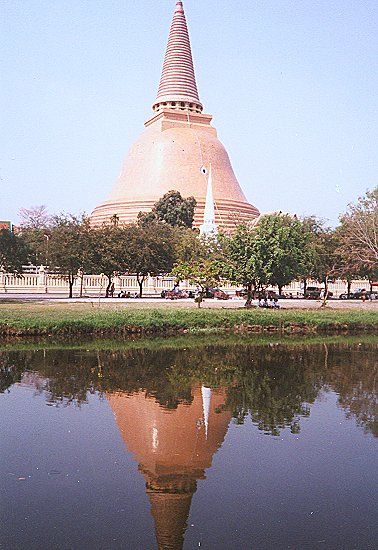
[147, 276, 157, 296]
[0, 270, 5, 293]
[37, 265, 47, 293]
[114, 274, 122, 295]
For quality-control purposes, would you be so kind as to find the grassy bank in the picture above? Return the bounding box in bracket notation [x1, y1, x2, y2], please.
[0, 303, 377, 337]
[1, 332, 377, 352]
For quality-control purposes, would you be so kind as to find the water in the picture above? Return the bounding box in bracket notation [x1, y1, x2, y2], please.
[0, 336, 377, 549]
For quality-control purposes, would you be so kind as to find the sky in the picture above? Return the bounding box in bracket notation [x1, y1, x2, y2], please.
[1, 0, 377, 226]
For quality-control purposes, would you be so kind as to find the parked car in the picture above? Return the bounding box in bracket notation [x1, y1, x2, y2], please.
[236, 288, 248, 297]
[212, 288, 230, 300]
[304, 287, 333, 299]
[340, 289, 378, 300]
[360, 290, 378, 300]
[304, 286, 321, 299]
[353, 289, 370, 299]
[236, 288, 287, 299]
[204, 288, 229, 300]
[266, 290, 288, 299]
[162, 289, 189, 300]
[339, 291, 359, 299]
[267, 291, 280, 300]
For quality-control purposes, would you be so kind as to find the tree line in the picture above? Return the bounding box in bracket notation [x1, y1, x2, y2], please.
[0, 187, 377, 300]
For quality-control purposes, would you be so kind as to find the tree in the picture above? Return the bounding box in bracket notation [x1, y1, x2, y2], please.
[309, 227, 342, 304]
[18, 205, 51, 229]
[339, 187, 378, 267]
[138, 190, 197, 228]
[251, 214, 313, 296]
[0, 230, 30, 274]
[174, 228, 210, 263]
[126, 222, 177, 297]
[360, 264, 378, 294]
[137, 210, 158, 228]
[18, 206, 52, 266]
[173, 234, 222, 307]
[173, 258, 221, 307]
[302, 217, 348, 302]
[299, 216, 322, 294]
[331, 224, 363, 297]
[89, 224, 132, 297]
[221, 224, 264, 306]
[222, 215, 312, 306]
[48, 214, 93, 298]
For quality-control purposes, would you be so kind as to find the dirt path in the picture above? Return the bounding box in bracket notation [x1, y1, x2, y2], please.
[1, 295, 376, 311]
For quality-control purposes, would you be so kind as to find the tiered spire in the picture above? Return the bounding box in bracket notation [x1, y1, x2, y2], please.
[200, 165, 218, 236]
[153, 1, 203, 114]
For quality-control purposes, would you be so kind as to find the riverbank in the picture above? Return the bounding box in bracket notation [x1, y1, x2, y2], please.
[0, 303, 377, 337]
[1, 332, 376, 352]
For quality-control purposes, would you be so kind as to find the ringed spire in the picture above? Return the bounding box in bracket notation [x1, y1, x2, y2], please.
[153, 1, 203, 114]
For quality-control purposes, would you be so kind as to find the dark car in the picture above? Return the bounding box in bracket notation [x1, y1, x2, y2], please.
[266, 290, 288, 299]
[204, 288, 229, 300]
[355, 290, 378, 300]
[339, 291, 359, 300]
[339, 292, 349, 299]
[304, 287, 322, 299]
[353, 289, 368, 299]
[305, 287, 333, 299]
[236, 288, 248, 297]
[236, 288, 259, 298]
[339, 288, 372, 300]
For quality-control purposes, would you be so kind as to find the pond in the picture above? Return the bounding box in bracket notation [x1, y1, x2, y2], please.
[0, 336, 377, 549]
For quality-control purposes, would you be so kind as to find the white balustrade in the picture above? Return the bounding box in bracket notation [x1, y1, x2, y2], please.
[0, 268, 373, 297]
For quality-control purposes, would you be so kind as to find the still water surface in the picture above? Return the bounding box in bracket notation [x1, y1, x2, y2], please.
[0, 337, 377, 549]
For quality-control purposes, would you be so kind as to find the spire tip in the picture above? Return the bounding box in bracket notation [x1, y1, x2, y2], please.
[153, 0, 202, 113]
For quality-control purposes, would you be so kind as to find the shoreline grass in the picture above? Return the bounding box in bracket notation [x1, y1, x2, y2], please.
[0, 303, 377, 338]
[1, 332, 377, 352]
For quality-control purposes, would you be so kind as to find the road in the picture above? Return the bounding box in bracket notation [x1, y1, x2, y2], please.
[0, 294, 377, 311]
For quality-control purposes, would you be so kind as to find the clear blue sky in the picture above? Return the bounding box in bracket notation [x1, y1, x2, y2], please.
[1, 0, 377, 226]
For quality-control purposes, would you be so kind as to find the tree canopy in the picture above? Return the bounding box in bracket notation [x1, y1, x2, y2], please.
[89, 224, 132, 297]
[253, 214, 313, 293]
[138, 190, 196, 228]
[220, 224, 263, 305]
[18, 205, 51, 230]
[338, 187, 378, 268]
[0, 230, 30, 274]
[221, 214, 313, 303]
[48, 214, 93, 298]
[126, 222, 178, 297]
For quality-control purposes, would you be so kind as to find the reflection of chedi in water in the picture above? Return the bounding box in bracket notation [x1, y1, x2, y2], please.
[108, 386, 231, 549]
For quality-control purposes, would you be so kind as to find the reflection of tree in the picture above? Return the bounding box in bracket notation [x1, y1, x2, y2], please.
[0, 357, 24, 393]
[325, 346, 377, 437]
[165, 345, 323, 435]
[223, 364, 317, 435]
[0, 348, 194, 408]
[0, 341, 376, 436]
